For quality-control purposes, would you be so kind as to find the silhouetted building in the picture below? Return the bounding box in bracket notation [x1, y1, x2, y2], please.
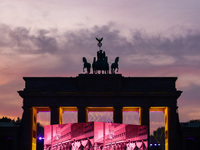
[180, 121, 200, 150]
[0, 122, 20, 150]
[18, 74, 182, 150]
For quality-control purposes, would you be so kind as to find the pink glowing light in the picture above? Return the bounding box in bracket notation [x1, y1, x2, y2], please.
[44, 122, 148, 150]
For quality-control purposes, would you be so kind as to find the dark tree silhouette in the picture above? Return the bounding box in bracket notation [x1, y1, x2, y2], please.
[150, 127, 165, 150]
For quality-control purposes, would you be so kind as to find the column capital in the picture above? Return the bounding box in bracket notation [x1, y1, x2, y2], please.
[77, 105, 87, 109]
[50, 106, 60, 109]
[141, 105, 150, 109]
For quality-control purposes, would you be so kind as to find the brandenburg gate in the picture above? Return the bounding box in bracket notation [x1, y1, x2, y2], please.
[18, 38, 182, 150]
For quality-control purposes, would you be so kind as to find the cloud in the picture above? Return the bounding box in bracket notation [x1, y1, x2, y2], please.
[179, 104, 200, 122]
[0, 25, 59, 54]
[125, 54, 176, 66]
[0, 24, 199, 123]
[1, 23, 200, 63]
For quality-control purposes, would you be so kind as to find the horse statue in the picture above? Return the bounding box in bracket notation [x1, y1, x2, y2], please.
[111, 57, 119, 74]
[104, 56, 109, 74]
[92, 50, 109, 74]
[92, 57, 97, 74]
[92, 57, 109, 74]
[82, 57, 91, 74]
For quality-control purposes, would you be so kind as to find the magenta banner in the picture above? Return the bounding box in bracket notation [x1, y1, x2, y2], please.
[44, 122, 148, 150]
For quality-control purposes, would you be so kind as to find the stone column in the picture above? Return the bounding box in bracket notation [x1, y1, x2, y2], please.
[113, 106, 123, 123]
[167, 106, 179, 150]
[139, 106, 150, 148]
[77, 106, 88, 122]
[19, 106, 37, 150]
[139, 106, 149, 126]
[51, 107, 62, 125]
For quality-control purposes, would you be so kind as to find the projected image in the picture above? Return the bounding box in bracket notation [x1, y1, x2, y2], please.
[44, 122, 148, 150]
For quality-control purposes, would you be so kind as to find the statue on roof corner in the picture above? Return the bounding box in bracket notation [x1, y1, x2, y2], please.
[82, 37, 119, 74]
[82, 57, 91, 74]
[111, 57, 119, 74]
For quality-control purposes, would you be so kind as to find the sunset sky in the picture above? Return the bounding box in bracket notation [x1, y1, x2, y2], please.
[0, 0, 200, 128]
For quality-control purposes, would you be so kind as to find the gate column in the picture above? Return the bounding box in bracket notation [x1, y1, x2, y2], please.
[19, 106, 37, 150]
[139, 106, 150, 148]
[168, 106, 179, 150]
[78, 106, 88, 122]
[139, 106, 150, 126]
[51, 107, 62, 125]
[113, 106, 123, 123]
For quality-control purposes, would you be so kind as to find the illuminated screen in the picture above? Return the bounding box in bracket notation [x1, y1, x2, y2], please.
[44, 122, 148, 150]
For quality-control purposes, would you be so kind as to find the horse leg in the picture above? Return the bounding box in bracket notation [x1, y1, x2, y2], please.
[83, 67, 85, 72]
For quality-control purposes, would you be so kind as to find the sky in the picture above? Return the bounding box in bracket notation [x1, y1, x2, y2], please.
[0, 0, 200, 130]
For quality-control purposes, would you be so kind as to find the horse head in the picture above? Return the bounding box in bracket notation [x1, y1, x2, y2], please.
[83, 57, 87, 63]
[93, 57, 96, 63]
[105, 56, 108, 62]
[115, 57, 119, 63]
